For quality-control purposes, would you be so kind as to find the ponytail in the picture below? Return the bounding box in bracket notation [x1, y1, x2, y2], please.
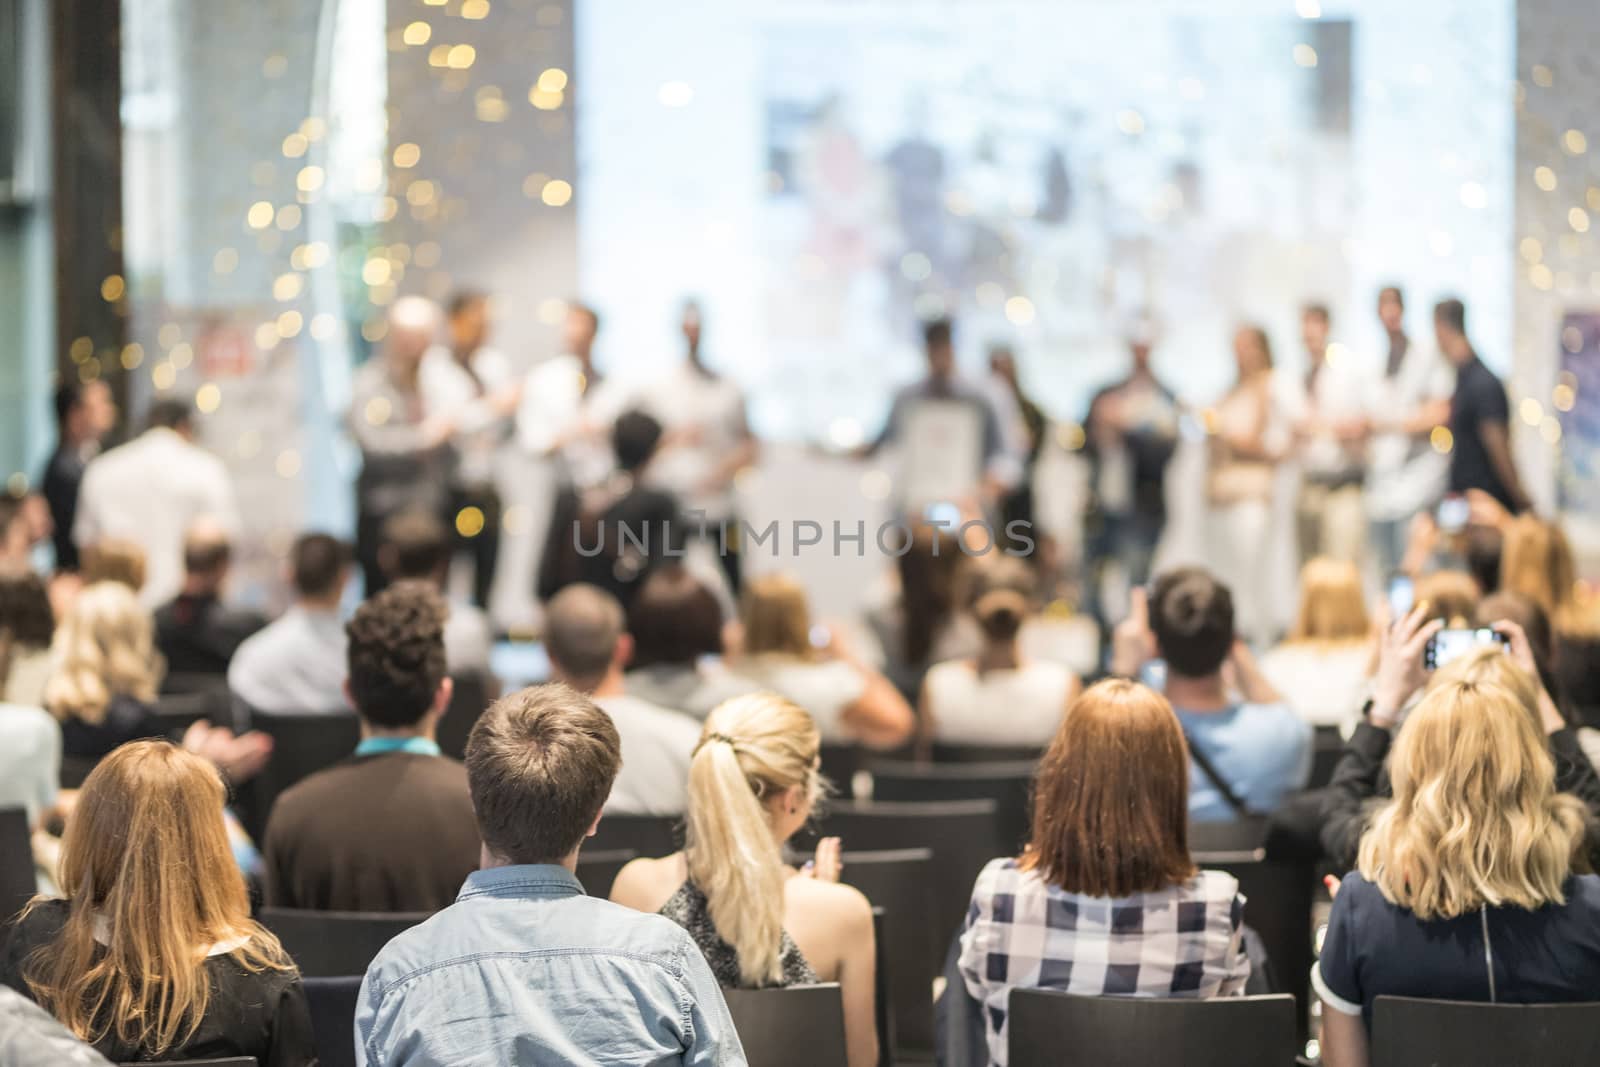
[683, 694, 820, 987]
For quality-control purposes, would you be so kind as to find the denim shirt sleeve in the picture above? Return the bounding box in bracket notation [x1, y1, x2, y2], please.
[354, 969, 382, 1067]
[678, 940, 748, 1067]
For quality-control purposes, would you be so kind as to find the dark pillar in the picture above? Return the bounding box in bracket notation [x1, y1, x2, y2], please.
[50, 0, 125, 408]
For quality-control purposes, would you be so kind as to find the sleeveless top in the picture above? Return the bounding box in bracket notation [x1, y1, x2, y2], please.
[659, 881, 819, 988]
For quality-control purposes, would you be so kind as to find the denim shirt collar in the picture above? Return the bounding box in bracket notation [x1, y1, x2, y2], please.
[457, 863, 585, 903]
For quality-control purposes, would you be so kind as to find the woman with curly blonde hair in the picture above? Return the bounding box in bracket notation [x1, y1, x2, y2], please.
[0, 741, 313, 1063]
[44, 581, 165, 761]
[1316, 661, 1600, 1067]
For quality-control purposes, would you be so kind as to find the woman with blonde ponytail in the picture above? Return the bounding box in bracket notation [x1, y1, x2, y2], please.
[611, 693, 879, 1067]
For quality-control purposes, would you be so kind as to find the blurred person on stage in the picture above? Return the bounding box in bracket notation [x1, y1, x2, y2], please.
[1362, 286, 1453, 578]
[1291, 304, 1369, 564]
[1081, 316, 1178, 626]
[350, 295, 454, 597]
[641, 300, 758, 594]
[420, 291, 520, 608]
[518, 301, 632, 497]
[40, 380, 116, 572]
[1436, 297, 1530, 514]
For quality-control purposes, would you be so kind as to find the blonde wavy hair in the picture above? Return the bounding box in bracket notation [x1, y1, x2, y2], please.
[740, 574, 816, 661]
[1287, 556, 1370, 644]
[1359, 662, 1587, 921]
[1501, 515, 1600, 638]
[684, 693, 822, 986]
[23, 741, 294, 1054]
[45, 580, 162, 725]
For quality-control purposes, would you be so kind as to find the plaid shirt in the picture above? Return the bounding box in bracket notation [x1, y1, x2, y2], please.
[958, 858, 1251, 1066]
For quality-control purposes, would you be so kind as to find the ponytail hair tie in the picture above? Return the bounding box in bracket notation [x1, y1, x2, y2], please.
[698, 731, 740, 754]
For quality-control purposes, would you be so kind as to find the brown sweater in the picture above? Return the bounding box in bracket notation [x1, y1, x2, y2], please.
[263, 751, 480, 913]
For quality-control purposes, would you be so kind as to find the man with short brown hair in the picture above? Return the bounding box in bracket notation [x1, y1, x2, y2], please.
[357, 683, 745, 1066]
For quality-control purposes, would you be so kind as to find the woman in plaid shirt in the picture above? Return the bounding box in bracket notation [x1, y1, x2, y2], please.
[958, 679, 1251, 1066]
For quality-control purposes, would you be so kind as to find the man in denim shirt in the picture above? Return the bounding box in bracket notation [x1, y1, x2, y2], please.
[357, 683, 746, 1066]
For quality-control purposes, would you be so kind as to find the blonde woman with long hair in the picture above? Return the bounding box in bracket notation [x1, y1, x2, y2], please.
[1499, 513, 1600, 729]
[1260, 557, 1373, 729]
[610, 693, 878, 1067]
[44, 581, 165, 761]
[1316, 665, 1600, 1067]
[0, 741, 314, 1064]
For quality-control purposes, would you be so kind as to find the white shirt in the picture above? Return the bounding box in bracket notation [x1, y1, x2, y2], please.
[732, 656, 867, 742]
[1366, 338, 1455, 521]
[419, 345, 515, 489]
[641, 362, 749, 520]
[74, 428, 240, 608]
[516, 354, 633, 491]
[596, 693, 701, 815]
[1258, 641, 1371, 730]
[923, 658, 1075, 746]
[0, 703, 59, 825]
[227, 605, 349, 715]
[623, 663, 762, 721]
[1292, 355, 1370, 481]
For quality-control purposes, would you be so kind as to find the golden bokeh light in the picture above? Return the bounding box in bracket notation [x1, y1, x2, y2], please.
[1553, 383, 1577, 412]
[402, 20, 432, 45]
[277, 310, 304, 338]
[1292, 43, 1318, 67]
[151, 361, 177, 390]
[522, 171, 550, 198]
[1519, 396, 1544, 425]
[247, 201, 275, 229]
[100, 275, 125, 302]
[1530, 263, 1554, 290]
[1531, 64, 1553, 88]
[541, 179, 573, 206]
[273, 272, 304, 301]
[364, 396, 393, 426]
[446, 44, 476, 69]
[530, 87, 563, 110]
[427, 44, 450, 67]
[462, 0, 490, 18]
[1541, 416, 1562, 445]
[455, 506, 486, 538]
[1429, 426, 1453, 453]
[1534, 166, 1557, 192]
[276, 203, 303, 231]
[1519, 237, 1543, 263]
[195, 383, 222, 414]
[120, 343, 144, 370]
[282, 132, 308, 159]
[296, 166, 325, 193]
[1570, 207, 1591, 233]
[537, 68, 568, 93]
[1004, 296, 1036, 325]
[361, 318, 388, 343]
[362, 258, 394, 286]
[393, 143, 421, 168]
[1564, 129, 1589, 155]
[170, 342, 193, 369]
[213, 247, 239, 274]
[406, 180, 437, 206]
[374, 197, 399, 222]
[69, 336, 93, 361]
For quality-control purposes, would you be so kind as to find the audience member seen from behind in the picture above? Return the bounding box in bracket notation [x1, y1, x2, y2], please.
[380, 510, 494, 678]
[1259, 557, 1373, 730]
[263, 583, 478, 913]
[79, 539, 146, 596]
[732, 573, 914, 749]
[0, 741, 314, 1065]
[357, 683, 746, 1067]
[1319, 612, 1600, 871]
[153, 520, 266, 680]
[1316, 668, 1600, 1067]
[228, 533, 353, 715]
[610, 693, 877, 1067]
[0, 569, 56, 705]
[40, 380, 116, 573]
[544, 582, 700, 816]
[73, 396, 239, 609]
[623, 565, 759, 718]
[864, 526, 980, 700]
[45, 581, 167, 761]
[1499, 513, 1600, 732]
[959, 679, 1250, 1067]
[1112, 567, 1311, 820]
[920, 556, 1079, 751]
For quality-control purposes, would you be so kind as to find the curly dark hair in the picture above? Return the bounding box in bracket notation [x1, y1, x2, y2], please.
[345, 581, 448, 728]
[0, 569, 55, 648]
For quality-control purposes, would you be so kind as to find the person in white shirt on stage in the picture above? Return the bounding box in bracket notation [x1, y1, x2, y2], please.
[1291, 304, 1370, 565]
[517, 301, 632, 495]
[1361, 286, 1453, 578]
[349, 296, 455, 598]
[642, 301, 758, 593]
[419, 291, 521, 608]
[74, 396, 239, 610]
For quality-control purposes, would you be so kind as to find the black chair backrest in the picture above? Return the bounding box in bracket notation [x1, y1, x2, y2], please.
[929, 743, 1044, 765]
[246, 711, 361, 838]
[724, 983, 849, 1067]
[155, 684, 232, 736]
[588, 813, 681, 859]
[59, 754, 99, 790]
[260, 907, 429, 978]
[867, 761, 1035, 858]
[800, 799, 1001, 960]
[575, 848, 636, 900]
[120, 1060, 256, 1066]
[1187, 817, 1270, 854]
[303, 975, 363, 1067]
[1193, 848, 1314, 1041]
[436, 672, 492, 760]
[869, 906, 892, 1067]
[1307, 724, 1345, 790]
[839, 848, 938, 1054]
[1006, 990, 1297, 1067]
[819, 741, 867, 799]
[0, 807, 35, 927]
[1372, 997, 1600, 1067]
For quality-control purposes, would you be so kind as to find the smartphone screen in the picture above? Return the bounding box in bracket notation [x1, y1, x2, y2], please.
[1437, 495, 1470, 534]
[1387, 575, 1415, 618]
[1425, 628, 1507, 670]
